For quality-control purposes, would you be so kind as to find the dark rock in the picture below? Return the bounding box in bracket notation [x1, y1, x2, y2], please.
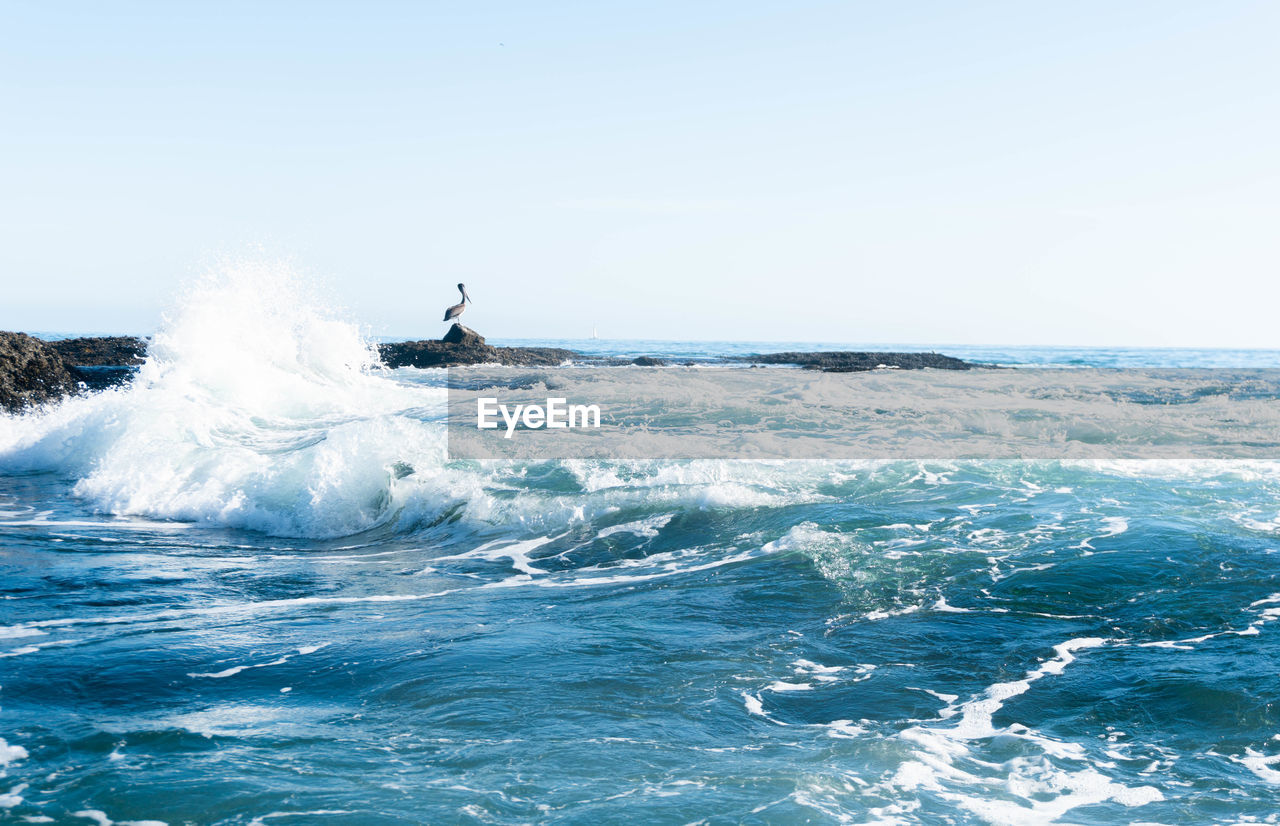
[72, 365, 139, 391]
[493, 347, 580, 367]
[735, 351, 975, 372]
[0, 332, 83, 412]
[41, 335, 147, 391]
[49, 336, 147, 367]
[379, 339, 978, 371]
[440, 324, 485, 347]
[379, 326, 579, 369]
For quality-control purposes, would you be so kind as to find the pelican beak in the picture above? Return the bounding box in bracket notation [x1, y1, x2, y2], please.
[464, 289, 471, 303]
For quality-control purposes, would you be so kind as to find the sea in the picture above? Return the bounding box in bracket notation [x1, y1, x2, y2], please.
[2, 273, 1278, 825]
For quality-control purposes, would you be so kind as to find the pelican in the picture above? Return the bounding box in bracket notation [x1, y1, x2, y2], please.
[442, 283, 470, 323]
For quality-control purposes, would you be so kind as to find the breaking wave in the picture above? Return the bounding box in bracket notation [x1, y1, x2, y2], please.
[0, 263, 446, 537]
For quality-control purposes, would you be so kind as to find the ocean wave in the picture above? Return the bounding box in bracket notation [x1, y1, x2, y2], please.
[7, 265, 1280, 544]
[0, 264, 446, 537]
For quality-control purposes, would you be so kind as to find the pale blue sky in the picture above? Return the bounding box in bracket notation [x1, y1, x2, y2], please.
[2, 1, 1276, 345]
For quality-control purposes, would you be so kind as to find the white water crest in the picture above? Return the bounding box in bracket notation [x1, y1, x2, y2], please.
[0, 263, 444, 537]
[0, 265, 840, 539]
[7, 263, 1280, 542]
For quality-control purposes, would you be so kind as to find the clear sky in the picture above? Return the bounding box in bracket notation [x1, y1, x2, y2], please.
[2, 1, 1277, 345]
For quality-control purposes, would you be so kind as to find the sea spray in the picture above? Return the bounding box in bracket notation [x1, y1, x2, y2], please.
[142, 261, 384, 418]
[0, 262, 445, 537]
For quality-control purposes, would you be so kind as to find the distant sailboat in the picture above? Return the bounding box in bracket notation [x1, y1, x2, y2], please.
[591, 324, 599, 340]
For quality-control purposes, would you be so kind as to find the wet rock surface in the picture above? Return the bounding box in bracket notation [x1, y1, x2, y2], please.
[44, 335, 149, 392]
[48, 336, 148, 367]
[71, 365, 141, 391]
[378, 325, 577, 368]
[0, 332, 83, 412]
[377, 329, 980, 372]
[735, 351, 975, 372]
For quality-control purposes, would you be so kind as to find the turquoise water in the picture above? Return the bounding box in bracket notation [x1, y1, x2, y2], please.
[3, 288, 1279, 823]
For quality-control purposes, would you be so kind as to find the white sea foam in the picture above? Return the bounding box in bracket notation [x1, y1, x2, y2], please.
[0, 518, 188, 531]
[954, 768, 1162, 824]
[826, 720, 866, 739]
[0, 739, 28, 769]
[72, 812, 166, 826]
[1100, 516, 1130, 536]
[431, 536, 557, 577]
[950, 638, 1108, 739]
[479, 544, 770, 591]
[0, 783, 26, 809]
[8, 536, 777, 635]
[1133, 592, 1280, 651]
[864, 605, 922, 621]
[868, 637, 1166, 823]
[246, 812, 356, 825]
[596, 513, 674, 539]
[166, 704, 284, 739]
[741, 691, 790, 726]
[793, 659, 849, 683]
[1233, 747, 1280, 784]
[0, 627, 44, 641]
[73, 812, 172, 826]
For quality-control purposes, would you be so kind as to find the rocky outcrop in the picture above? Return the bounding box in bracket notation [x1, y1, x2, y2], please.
[376, 329, 979, 372]
[49, 336, 147, 366]
[47, 335, 146, 391]
[736, 351, 974, 372]
[5, 327, 983, 412]
[440, 324, 485, 347]
[378, 325, 578, 369]
[0, 332, 83, 412]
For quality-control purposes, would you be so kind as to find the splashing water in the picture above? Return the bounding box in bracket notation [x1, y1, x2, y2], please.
[0, 263, 444, 537]
[1, 264, 1279, 823]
